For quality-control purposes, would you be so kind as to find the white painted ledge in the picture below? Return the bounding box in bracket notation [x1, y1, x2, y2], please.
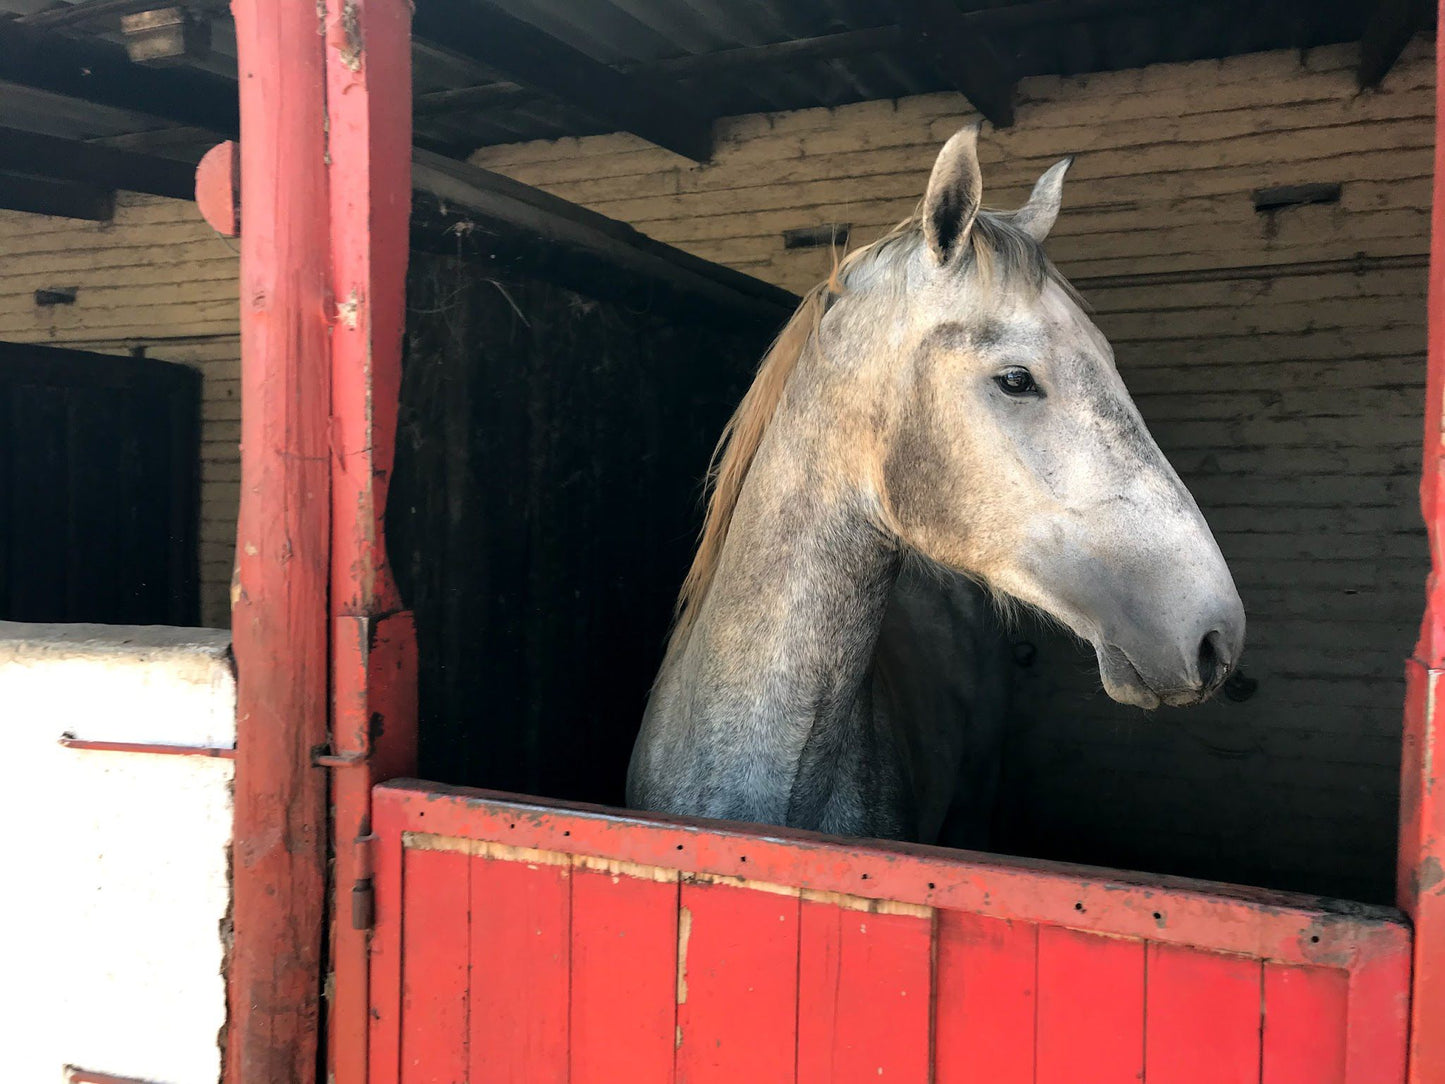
[0, 622, 236, 1084]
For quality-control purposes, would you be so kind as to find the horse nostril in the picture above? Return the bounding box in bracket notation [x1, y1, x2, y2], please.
[1197, 630, 1225, 691]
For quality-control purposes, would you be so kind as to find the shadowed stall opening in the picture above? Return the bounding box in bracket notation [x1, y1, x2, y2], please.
[388, 172, 796, 803]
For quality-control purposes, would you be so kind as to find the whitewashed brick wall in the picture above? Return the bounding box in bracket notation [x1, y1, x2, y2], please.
[0, 196, 239, 627]
[0, 37, 1430, 899]
[475, 40, 1434, 901]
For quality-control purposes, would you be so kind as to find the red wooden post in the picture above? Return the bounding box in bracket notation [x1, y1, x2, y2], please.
[321, 1, 416, 1082]
[227, 0, 332, 1078]
[1401, 5, 1445, 1080]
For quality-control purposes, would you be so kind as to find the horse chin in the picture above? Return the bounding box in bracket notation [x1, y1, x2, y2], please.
[1096, 643, 1162, 710]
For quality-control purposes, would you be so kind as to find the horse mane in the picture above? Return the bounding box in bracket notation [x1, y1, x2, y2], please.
[667, 208, 1069, 651]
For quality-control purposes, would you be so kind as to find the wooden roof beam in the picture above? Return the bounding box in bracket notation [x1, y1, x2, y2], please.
[0, 170, 113, 220]
[16, 0, 179, 30]
[0, 17, 238, 136]
[899, 0, 1017, 128]
[415, 25, 905, 116]
[0, 125, 197, 200]
[411, 1, 712, 162]
[1358, 0, 1426, 88]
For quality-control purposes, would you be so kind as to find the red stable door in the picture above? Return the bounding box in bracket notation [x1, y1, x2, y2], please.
[367, 781, 1409, 1084]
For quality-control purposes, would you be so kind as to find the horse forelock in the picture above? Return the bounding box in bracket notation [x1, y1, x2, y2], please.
[666, 207, 1078, 655]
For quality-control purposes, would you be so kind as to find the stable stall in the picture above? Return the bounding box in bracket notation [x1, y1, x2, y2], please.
[2, 0, 1443, 1081]
[234, 2, 1436, 1079]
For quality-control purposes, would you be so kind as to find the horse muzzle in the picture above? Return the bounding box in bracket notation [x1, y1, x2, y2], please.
[1096, 610, 1244, 710]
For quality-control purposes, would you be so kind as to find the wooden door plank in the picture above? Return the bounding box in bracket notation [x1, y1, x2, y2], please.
[1344, 944, 1410, 1084]
[1145, 943, 1262, 1084]
[1036, 926, 1145, 1084]
[797, 898, 933, 1084]
[1263, 963, 1348, 1084]
[675, 876, 800, 1082]
[469, 847, 571, 1084]
[570, 861, 680, 1084]
[400, 845, 470, 1084]
[934, 911, 1037, 1084]
[367, 793, 407, 1084]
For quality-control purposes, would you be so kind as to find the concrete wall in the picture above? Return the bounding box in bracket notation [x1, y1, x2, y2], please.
[0, 198, 239, 627]
[0, 622, 234, 1084]
[475, 40, 1434, 902]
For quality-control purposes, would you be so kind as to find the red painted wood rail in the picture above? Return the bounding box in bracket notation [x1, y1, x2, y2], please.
[320, 0, 417, 1081]
[369, 781, 1411, 1084]
[1401, 7, 1445, 1084]
[226, 0, 331, 1079]
[226, 0, 415, 1081]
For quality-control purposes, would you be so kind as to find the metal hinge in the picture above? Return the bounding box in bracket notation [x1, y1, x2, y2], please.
[313, 746, 367, 768]
[352, 832, 378, 931]
[351, 877, 375, 931]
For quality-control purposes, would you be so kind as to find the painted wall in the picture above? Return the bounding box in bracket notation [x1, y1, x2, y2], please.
[0, 622, 234, 1084]
[473, 40, 1434, 902]
[0, 37, 1428, 901]
[0, 197, 239, 627]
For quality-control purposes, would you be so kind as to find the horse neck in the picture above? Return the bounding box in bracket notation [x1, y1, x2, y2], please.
[677, 388, 902, 817]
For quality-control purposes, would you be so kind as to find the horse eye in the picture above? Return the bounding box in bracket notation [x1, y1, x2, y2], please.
[995, 367, 1038, 396]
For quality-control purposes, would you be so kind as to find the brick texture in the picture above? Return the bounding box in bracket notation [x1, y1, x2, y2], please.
[474, 40, 1434, 901]
[0, 195, 239, 626]
[0, 38, 1430, 899]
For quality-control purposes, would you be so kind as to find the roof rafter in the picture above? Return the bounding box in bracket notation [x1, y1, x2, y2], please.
[898, 0, 1017, 128]
[411, 0, 713, 161]
[0, 18, 238, 135]
[415, 26, 904, 116]
[16, 0, 177, 30]
[0, 170, 113, 220]
[1358, 0, 1425, 88]
[0, 125, 197, 199]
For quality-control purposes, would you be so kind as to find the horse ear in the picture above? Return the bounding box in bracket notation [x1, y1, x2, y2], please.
[1011, 157, 1073, 242]
[923, 125, 984, 265]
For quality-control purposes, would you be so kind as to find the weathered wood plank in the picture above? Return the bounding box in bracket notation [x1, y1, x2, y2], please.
[934, 911, 1037, 1084]
[469, 847, 571, 1084]
[1036, 927, 1145, 1083]
[225, 0, 331, 1078]
[569, 861, 679, 1084]
[796, 898, 933, 1084]
[1263, 963, 1348, 1084]
[1144, 943, 1262, 1084]
[674, 876, 800, 1082]
[399, 846, 470, 1084]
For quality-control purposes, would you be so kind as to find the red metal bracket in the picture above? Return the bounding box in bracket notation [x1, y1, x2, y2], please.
[314, 749, 367, 768]
[66, 1068, 158, 1084]
[59, 733, 235, 759]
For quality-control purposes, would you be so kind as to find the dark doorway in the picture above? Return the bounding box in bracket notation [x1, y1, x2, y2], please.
[0, 341, 201, 626]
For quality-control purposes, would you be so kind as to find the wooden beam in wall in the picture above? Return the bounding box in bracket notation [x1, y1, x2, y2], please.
[0, 17, 238, 135]
[1359, 0, 1425, 87]
[0, 170, 113, 220]
[410, 0, 712, 161]
[0, 125, 195, 200]
[898, 0, 1017, 128]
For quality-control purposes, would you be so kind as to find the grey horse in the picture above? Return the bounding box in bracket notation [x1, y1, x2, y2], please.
[628, 126, 1245, 844]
